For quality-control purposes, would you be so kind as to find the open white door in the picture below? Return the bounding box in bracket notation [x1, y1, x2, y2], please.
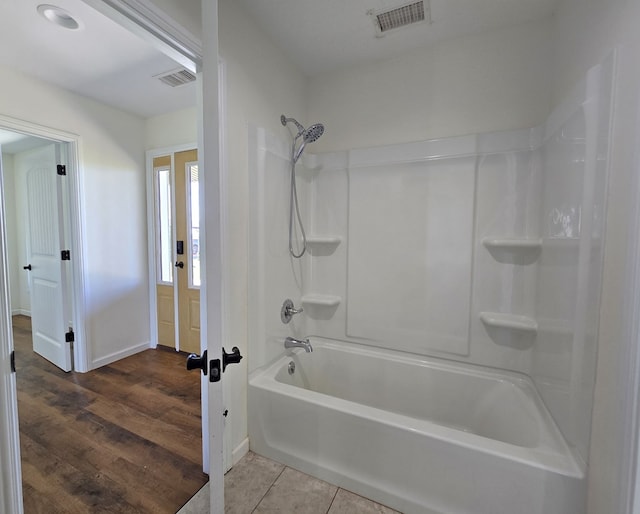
[200, 0, 226, 511]
[21, 143, 72, 372]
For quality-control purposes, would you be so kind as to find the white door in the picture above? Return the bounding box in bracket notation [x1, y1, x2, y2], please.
[200, 2, 225, 510]
[22, 144, 72, 372]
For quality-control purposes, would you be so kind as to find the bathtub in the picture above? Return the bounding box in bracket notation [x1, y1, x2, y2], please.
[248, 338, 584, 514]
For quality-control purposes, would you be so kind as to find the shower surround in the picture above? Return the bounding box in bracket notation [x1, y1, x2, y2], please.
[247, 56, 613, 513]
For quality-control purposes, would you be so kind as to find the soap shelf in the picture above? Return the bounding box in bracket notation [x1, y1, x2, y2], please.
[482, 238, 542, 250]
[306, 236, 342, 246]
[479, 312, 538, 333]
[301, 294, 342, 307]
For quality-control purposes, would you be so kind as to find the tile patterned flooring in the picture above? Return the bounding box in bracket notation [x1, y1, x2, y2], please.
[179, 451, 400, 514]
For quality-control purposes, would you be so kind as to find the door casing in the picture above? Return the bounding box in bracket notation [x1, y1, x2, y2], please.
[0, 117, 86, 370]
[0, 116, 86, 514]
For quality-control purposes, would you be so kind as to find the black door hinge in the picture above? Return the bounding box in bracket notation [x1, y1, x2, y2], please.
[65, 329, 74, 343]
[61, 250, 71, 261]
[57, 164, 66, 176]
[10, 350, 15, 373]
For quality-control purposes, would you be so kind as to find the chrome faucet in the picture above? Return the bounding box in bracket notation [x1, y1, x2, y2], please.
[281, 299, 303, 324]
[284, 336, 313, 353]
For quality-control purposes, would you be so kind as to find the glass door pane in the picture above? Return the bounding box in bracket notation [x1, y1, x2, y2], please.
[186, 162, 200, 288]
[156, 166, 173, 284]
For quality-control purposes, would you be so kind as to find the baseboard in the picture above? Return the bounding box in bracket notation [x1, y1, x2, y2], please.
[11, 309, 30, 317]
[232, 438, 250, 466]
[91, 341, 151, 370]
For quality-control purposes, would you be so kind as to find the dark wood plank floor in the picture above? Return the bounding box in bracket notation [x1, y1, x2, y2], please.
[13, 315, 208, 514]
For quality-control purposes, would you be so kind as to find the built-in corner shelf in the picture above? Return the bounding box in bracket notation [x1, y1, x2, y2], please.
[301, 294, 342, 307]
[306, 236, 342, 247]
[479, 312, 538, 334]
[482, 237, 542, 250]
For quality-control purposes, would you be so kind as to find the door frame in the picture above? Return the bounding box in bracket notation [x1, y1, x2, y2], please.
[80, 0, 202, 73]
[0, 117, 86, 514]
[0, 116, 87, 370]
[0, 151, 23, 514]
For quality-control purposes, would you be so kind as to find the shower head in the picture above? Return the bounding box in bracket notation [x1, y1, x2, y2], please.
[302, 123, 324, 144]
[281, 114, 325, 163]
[294, 123, 324, 163]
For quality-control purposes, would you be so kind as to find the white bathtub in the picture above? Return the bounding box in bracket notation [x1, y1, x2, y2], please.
[248, 338, 585, 514]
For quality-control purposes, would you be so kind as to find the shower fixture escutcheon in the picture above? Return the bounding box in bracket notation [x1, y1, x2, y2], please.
[281, 298, 303, 324]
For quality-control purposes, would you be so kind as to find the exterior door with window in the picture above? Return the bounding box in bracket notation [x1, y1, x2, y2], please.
[154, 149, 200, 354]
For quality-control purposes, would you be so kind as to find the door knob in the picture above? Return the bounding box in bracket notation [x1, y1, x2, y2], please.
[186, 350, 208, 375]
[23, 264, 32, 271]
[175, 261, 184, 269]
[222, 347, 243, 371]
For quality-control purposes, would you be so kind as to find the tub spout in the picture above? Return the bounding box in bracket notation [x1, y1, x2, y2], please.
[284, 336, 313, 353]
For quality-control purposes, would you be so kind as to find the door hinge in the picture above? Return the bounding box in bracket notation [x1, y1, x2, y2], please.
[10, 350, 15, 373]
[57, 164, 66, 176]
[61, 250, 71, 261]
[65, 329, 74, 343]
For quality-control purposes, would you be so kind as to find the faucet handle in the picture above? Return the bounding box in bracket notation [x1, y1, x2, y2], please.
[281, 298, 303, 324]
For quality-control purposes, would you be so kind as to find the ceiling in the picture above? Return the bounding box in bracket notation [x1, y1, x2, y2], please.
[0, 130, 50, 155]
[235, 0, 560, 76]
[0, 0, 559, 120]
[0, 0, 196, 119]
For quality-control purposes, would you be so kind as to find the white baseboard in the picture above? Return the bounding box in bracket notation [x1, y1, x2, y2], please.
[91, 341, 150, 370]
[11, 309, 30, 317]
[232, 438, 250, 466]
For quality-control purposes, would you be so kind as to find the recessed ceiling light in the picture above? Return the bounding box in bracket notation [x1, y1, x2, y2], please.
[37, 4, 81, 30]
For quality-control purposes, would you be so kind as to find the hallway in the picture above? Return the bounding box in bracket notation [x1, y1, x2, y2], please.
[13, 315, 208, 513]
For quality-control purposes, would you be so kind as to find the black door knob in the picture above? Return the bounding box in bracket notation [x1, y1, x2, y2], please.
[186, 350, 208, 375]
[175, 261, 184, 269]
[23, 264, 32, 271]
[222, 347, 243, 372]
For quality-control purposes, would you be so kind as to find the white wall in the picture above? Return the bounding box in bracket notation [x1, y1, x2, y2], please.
[216, 0, 307, 457]
[145, 106, 197, 150]
[551, 0, 640, 512]
[307, 17, 554, 153]
[0, 64, 150, 370]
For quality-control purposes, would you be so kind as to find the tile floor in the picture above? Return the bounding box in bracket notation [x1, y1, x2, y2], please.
[178, 451, 400, 514]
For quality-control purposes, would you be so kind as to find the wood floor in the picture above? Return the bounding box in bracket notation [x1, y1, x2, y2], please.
[13, 315, 208, 514]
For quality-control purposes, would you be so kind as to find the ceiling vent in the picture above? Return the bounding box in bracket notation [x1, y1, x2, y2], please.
[369, 1, 430, 37]
[154, 68, 196, 87]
